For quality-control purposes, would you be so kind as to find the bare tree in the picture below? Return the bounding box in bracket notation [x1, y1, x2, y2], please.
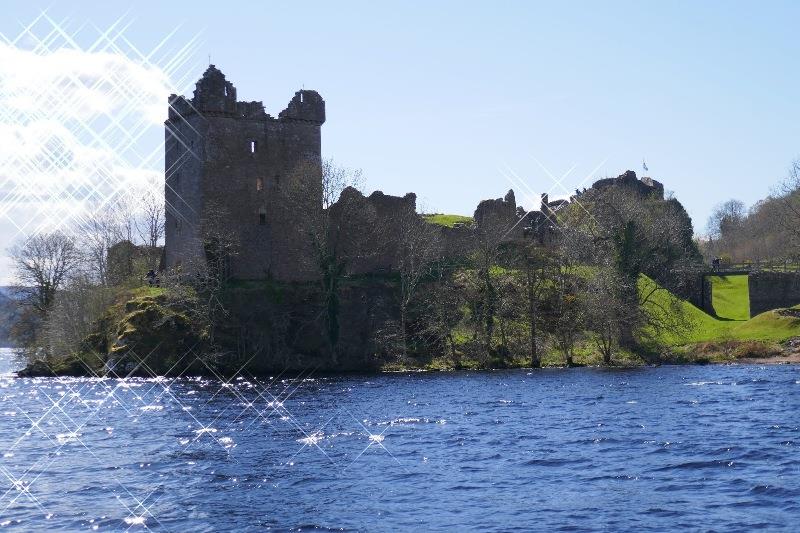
[542, 237, 586, 367]
[468, 211, 511, 357]
[286, 157, 367, 363]
[705, 199, 746, 262]
[777, 160, 800, 252]
[134, 186, 165, 252]
[80, 212, 123, 286]
[37, 274, 114, 365]
[511, 243, 551, 367]
[707, 199, 745, 241]
[417, 270, 465, 365]
[395, 209, 441, 356]
[113, 194, 139, 245]
[10, 232, 81, 315]
[584, 264, 636, 364]
[191, 200, 240, 346]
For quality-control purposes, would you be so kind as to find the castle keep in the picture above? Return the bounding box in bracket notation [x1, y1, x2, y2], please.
[164, 65, 325, 280]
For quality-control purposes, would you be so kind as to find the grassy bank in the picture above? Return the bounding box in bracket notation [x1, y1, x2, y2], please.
[422, 213, 473, 227]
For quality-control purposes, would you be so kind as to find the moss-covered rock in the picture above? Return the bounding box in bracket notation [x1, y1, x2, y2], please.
[18, 287, 210, 378]
[16, 359, 56, 377]
[17, 352, 105, 377]
[106, 291, 207, 376]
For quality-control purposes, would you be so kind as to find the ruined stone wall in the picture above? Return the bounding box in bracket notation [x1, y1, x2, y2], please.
[164, 66, 324, 281]
[474, 190, 522, 241]
[330, 188, 418, 275]
[748, 272, 800, 317]
[330, 187, 527, 273]
[470, 190, 524, 255]
[218, 280, 399, 373]
[430, 189, 524, 263]
[436, 225, 476, 262]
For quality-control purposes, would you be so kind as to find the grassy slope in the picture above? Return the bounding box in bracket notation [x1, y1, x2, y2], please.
[642, 276, 799, 345]
[422, 214, 473, 227]
[708, 274, 750, 320]
[733, 306, 800, 341]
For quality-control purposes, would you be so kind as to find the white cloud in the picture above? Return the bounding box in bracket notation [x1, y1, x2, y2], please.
[0, 43, 172, 223]
[0, 44, 170, 124]
[0, 19, 200, 284]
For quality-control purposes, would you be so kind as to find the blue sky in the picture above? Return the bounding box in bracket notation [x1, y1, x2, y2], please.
[2, 0, 799, 235]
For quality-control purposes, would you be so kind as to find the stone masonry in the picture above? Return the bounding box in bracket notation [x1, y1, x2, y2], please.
[164, 65, 325, 281]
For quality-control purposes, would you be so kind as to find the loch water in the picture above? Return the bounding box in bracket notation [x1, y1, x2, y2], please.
[0, 348, 799, 532]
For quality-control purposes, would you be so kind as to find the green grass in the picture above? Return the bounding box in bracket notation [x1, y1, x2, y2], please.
[642, 276, 799, 345]
[422, 214, 473, 228]
[708, 274, 749, 320]
[731, 307, 800, 341]
[129, 285, 166, 298]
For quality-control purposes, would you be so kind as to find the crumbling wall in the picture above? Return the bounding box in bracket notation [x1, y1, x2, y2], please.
[436, 225, 476, 262]
[474, 190, 521, 239]
[748, 272, 800, 317]
[329, 188, 418, 274]
[279, 90, 326, 124]
[107, 241, 162, 284]
[219, 280, 399, 373]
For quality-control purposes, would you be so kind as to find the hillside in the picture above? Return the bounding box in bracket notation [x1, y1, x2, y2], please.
[642, 276, 799, 346]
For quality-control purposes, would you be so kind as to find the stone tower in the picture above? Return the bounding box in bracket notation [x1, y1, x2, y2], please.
[164, 65, 325, 281]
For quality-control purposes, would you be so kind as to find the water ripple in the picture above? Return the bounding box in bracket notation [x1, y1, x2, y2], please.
[0, 350, 799, 530]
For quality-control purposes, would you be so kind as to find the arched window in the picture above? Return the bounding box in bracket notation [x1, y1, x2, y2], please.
[259, 207, 266, 226]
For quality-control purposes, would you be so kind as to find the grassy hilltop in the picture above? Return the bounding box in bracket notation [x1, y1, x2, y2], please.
[422, 213, 473, 227]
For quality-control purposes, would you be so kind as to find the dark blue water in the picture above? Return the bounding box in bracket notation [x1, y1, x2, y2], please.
[1, 348, 799, 531]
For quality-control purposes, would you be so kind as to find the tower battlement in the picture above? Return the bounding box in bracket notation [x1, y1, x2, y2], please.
[167, 65, 325, 124]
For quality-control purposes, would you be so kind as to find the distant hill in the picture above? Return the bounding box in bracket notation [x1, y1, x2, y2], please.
[0, 287, 21, 347]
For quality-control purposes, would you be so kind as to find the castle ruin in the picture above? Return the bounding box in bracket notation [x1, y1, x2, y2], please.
[164, 67, 668, 281]
[164, 66, 528, 281]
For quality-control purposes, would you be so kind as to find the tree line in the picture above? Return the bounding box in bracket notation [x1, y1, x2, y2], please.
[703, 160, 800, 267]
